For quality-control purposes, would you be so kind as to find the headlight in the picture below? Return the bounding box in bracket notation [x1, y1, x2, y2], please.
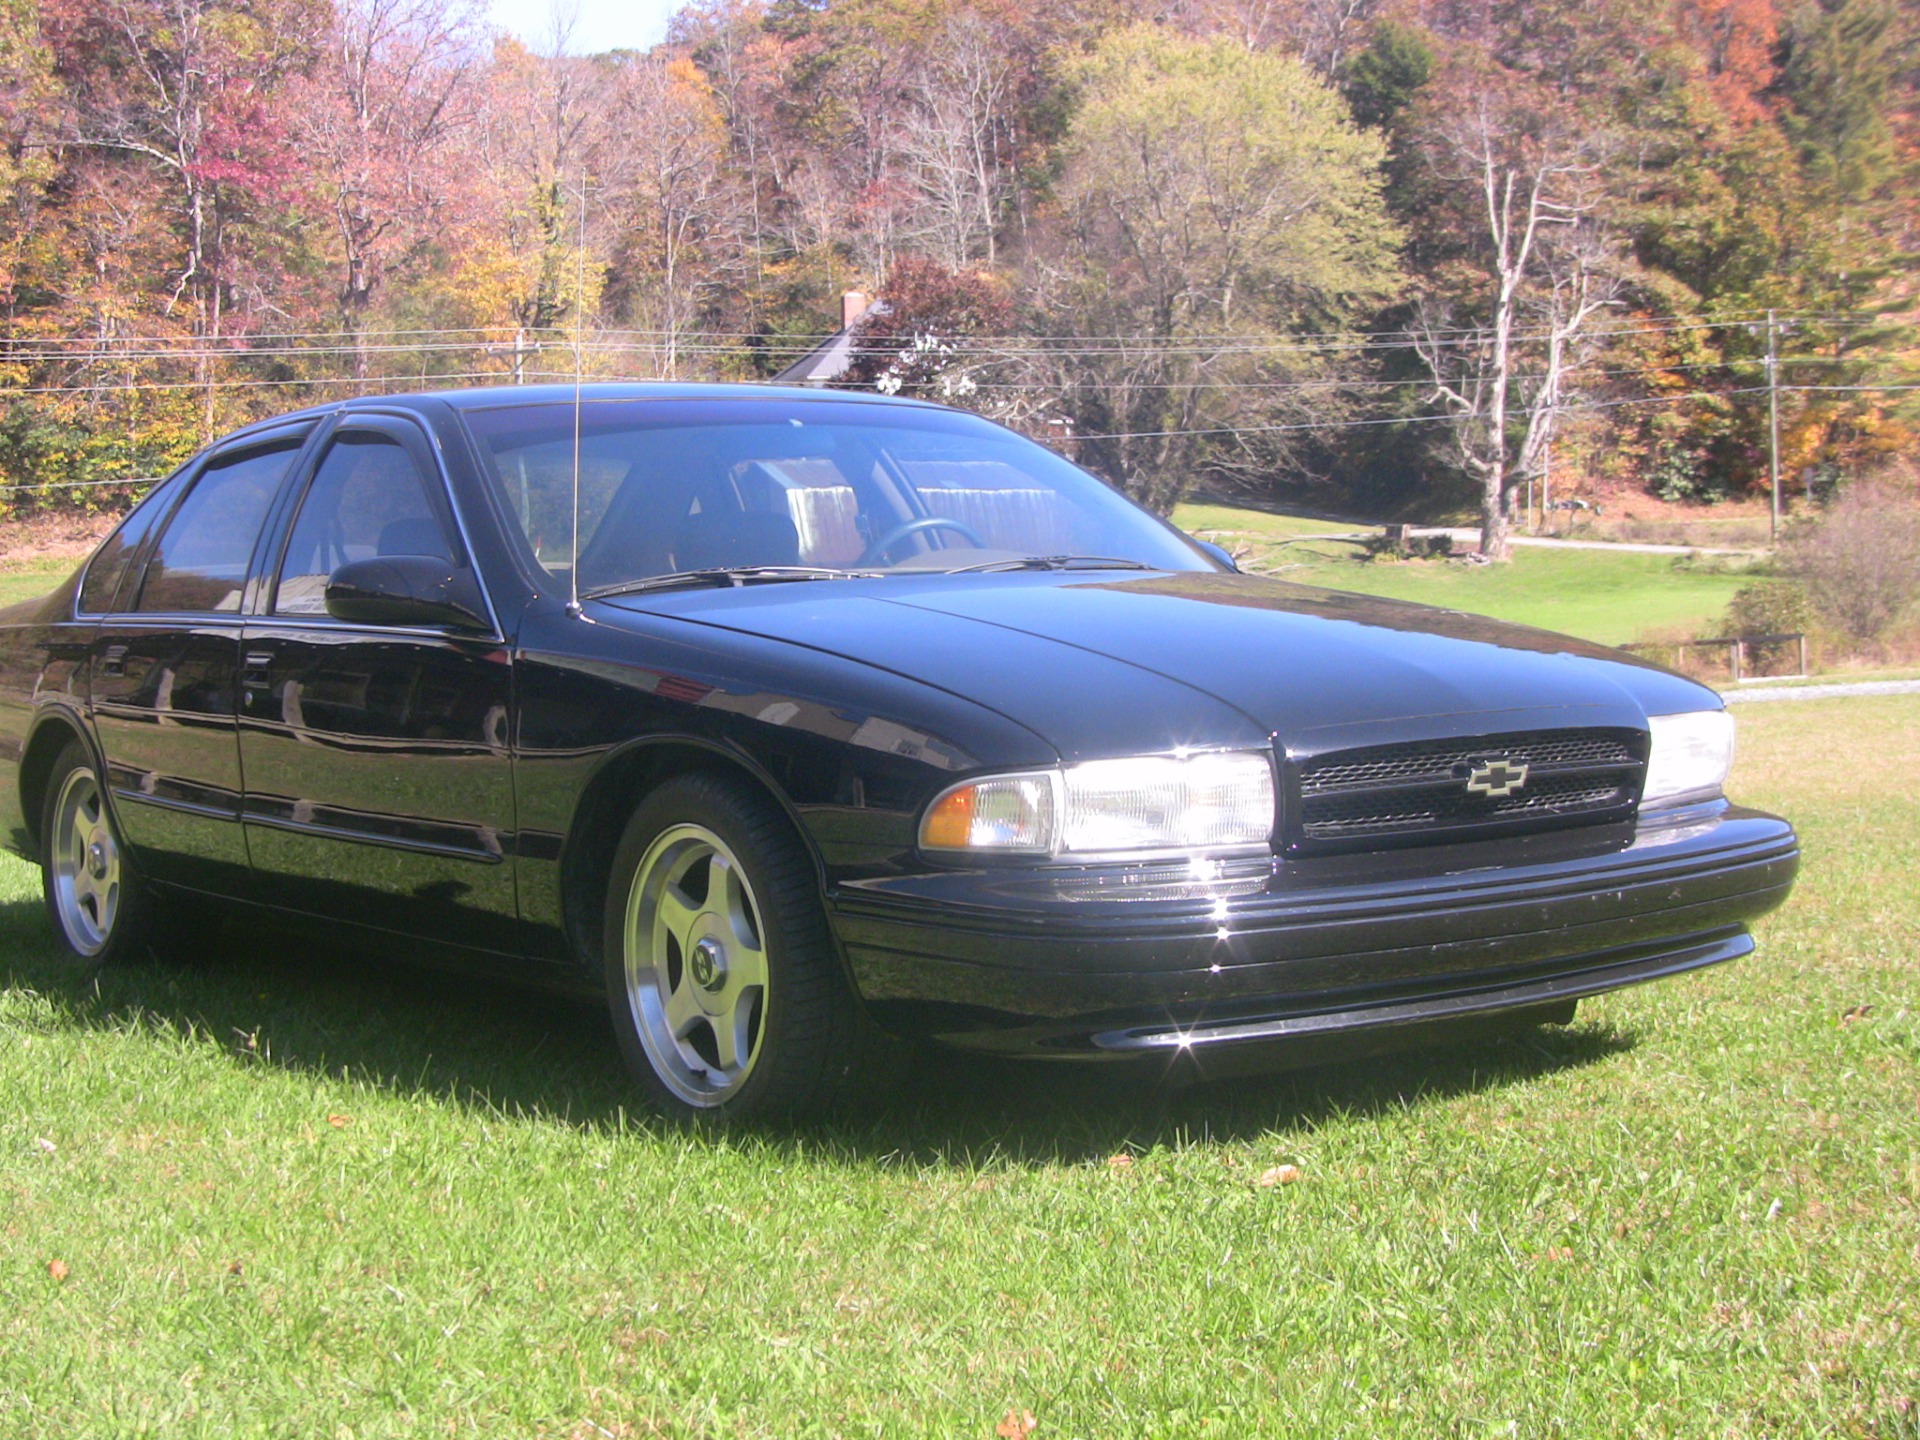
[920, 751, 1276, 858]
[1642, 709, 1735, 808]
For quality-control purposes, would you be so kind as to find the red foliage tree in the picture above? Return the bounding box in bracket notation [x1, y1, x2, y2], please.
[841, 255, 1012, 402]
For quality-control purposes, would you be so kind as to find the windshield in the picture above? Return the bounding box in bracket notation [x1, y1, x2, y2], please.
[458, 397, 1212, 594]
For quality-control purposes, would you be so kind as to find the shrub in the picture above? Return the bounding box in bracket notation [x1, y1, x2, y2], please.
[1720, 580, 1812, 639]
[1719, 580, 1813, 674]
[1781, 481, 1920, 642]
[1648, 444, 1725, 503]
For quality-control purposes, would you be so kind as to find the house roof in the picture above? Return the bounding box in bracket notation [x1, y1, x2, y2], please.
[771, 299, 888, 386]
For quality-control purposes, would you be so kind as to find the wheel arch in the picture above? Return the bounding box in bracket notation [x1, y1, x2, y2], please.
[18, 706, 102, 857]
[559, 735, 841, 979]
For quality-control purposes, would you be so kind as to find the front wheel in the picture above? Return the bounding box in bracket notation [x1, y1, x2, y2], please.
[40, 738, 163, 974]
[603, 773, 866, 1121]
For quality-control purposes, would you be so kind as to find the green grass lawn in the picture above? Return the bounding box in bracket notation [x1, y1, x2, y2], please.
[3, 697, 1917, 1436]
[1170, 503, 1362, 542]
[1279, 546, 1750, 647]
[1172, 502, 1752, 647]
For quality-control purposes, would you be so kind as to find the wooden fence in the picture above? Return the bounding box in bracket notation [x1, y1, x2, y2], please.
[1621, 632, 1808, 682]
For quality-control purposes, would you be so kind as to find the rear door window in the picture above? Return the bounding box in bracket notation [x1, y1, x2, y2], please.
[132, 440, 302, 613]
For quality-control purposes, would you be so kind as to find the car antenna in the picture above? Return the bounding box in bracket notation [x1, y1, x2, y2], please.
[566, 175, 593, 619]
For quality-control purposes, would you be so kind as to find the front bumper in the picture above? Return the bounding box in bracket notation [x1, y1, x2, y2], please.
[827, 804, 1798, 1062]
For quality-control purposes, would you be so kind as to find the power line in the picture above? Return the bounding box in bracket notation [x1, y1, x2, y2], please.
[1, 309, 1891, 365]
[15, 378, 1909, 491]
[1781, 383, 1920, 394]
[943, 356, 1858, 391]
[22, 477, 164, 492]
[1065, 386, 1762, 442]
[3, 337, 1873, 384]
[0, 369, 535, 398]
[5, 358, 1902, 402]
[5, 305, 1888, 348]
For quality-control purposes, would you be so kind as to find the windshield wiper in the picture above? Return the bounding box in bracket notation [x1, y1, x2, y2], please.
[582, 565, 881, 600]
[944, 555, 1159, 575]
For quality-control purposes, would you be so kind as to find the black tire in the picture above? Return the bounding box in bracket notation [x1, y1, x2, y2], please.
[602, 771, 868, 1122]
[38, 738, 164, 975]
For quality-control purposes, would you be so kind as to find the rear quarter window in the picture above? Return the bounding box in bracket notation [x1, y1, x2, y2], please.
[77, 481, 177, 615]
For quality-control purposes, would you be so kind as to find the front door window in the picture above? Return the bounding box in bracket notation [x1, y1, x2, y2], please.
[274, 432, 452, 616]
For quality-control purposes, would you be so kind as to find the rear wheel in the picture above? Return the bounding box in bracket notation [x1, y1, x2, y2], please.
[40, 738, 163, 974]
[603, 772, 865, 1121]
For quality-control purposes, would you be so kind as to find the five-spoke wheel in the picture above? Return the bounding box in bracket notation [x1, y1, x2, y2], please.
[49, 762, 121, 956]
[603, 771, 866, 1121]
[622, 823, 770, 1106]
[39, 737, 161, 973]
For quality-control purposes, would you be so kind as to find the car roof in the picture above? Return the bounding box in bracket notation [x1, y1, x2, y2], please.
[213, 381, 949, 445]
[430, 382, 947, 412]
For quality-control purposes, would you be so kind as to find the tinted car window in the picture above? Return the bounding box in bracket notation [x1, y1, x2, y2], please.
[78, 481, 176, 614]
[274, 432, 451, 616]
[459, 399, 1210, 594]
[134, 441, 299, 613]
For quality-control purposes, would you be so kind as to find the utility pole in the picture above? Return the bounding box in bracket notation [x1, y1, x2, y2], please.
[1542, 434, 1552, 533]
[485, 327, 537, 384]
[1765, 309, 1781, 542]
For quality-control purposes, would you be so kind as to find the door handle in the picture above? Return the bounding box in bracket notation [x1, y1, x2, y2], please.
[241, 651, 274, 706]
[100, 644, 129, 677]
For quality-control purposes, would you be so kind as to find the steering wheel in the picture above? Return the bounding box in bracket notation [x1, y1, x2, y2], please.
[857, 516, 986, 567]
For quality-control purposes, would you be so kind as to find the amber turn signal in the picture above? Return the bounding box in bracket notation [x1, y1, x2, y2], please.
[921, 786, 976, 850]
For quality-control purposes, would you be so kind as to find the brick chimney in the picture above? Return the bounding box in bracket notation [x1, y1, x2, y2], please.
[841, 291, 870, 331]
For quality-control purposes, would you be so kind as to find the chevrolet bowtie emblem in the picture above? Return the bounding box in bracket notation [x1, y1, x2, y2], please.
[1465, 758, 1529, 798]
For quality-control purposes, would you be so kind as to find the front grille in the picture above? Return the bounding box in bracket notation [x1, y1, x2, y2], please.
[1289, 728, 1645, 853]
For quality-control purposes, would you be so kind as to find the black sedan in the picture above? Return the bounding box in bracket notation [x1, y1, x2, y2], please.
[0, 384, 1799, 1118]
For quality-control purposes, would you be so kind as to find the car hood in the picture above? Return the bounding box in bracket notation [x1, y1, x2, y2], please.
[606, 569, 1719, 762]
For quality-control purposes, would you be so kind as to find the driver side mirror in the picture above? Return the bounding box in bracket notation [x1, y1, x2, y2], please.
[325, 555, 490, 631]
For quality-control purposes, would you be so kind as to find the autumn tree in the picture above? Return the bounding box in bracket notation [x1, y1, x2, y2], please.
[601, 53, 749, 376]
[893, 12, 1016, 269]
[288, 0, 483, 376]
[841, 255, 1012, 402]
[1027, 25, 1400, 512]
[670, 0, 790, 325]
[1410, 73, 1624, 558]
[1772, 0, 1920, 473]
[0, 0, 1911, 525]
[1595, 0, 1918, 501]
[466, 36, 608, 336]
[0, 0, 59, 330]
[1170, 0, 1385, 75]
[45, 0, 325, 344]
[747, 0, 1109, 321]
